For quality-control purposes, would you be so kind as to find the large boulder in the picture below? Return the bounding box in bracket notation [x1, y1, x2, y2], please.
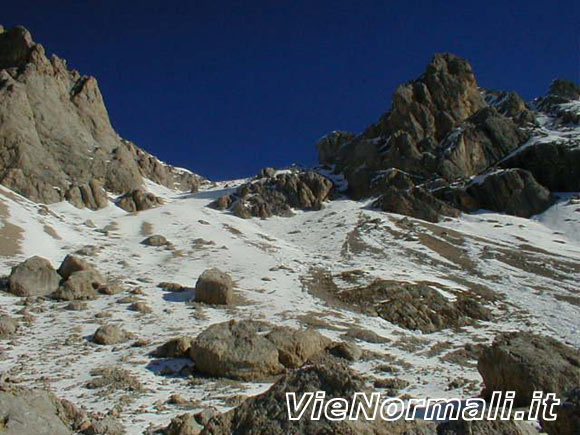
[57, 254, 98, 280]
[65, 180, 108, 210]
[8, 256, 60, 297]
[210, 170, 333, 219]
[189, 320, 332, 381]
[478, 332, 580, 406]
[190, 320, 284, 381]
[193, 268, 233, 305]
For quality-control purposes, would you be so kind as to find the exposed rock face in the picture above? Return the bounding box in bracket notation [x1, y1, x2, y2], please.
[117, 189, 164, 212]
[536, 79, 580, 122]
[541, 388, 580, 435]
[210, 170, 333, 218]
[463, 169, 553, 217]
[373, 186, 460, 223]
[437, 419, 537, 435]
[201, 361, 437, 434]
[93, 324, 130, 345]
[189, 320, 331, 381]
[478, 332, 580, 406]
[315, 53, 562, 222]
[0, 25, 200, 209]
[193, 268, 233, 305]
[501, 142, 580, 192]
[8, 256, 60, 297]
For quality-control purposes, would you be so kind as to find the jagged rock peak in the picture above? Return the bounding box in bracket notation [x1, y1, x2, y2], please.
[0, 24, 202, 209]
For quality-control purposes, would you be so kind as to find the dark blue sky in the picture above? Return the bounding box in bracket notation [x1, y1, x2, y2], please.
[4, 1, 579, 180]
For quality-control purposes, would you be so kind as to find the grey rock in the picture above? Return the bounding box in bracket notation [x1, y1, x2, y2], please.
[57, 254, 98, 280]
[210, 170, 333, 219]
[93, 324, 129, 345]
[478, 332, 580, 406]
[0, 26, 201, 208]
[8, 256, 60, 297]
[0, 314, 18, 339]
[53, 270, 105, 301]
[118, 189, 164, 212]
[194, 268, 233, 305]
[152, 337, 192, 358]
[141, 235, 170, 247]
[329, 341, 363, 362]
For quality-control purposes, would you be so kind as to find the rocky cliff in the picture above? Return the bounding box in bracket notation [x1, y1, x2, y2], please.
[0, 25, 201, 210]
[316, 53, 579, 221]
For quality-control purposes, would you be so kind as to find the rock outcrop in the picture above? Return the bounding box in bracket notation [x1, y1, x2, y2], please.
[0, 25, 201, 209]
[201, 361, 437, 434]
[117, 189, 164, 212]
[478, 332, 580, 406]
[210, 170, 333, 218]
[541, 388, 580, 435]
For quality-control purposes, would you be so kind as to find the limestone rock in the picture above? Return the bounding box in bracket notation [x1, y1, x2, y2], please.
[210, 170, 333, 219]
[8, 256, 60, 297]
[478, 332, 580, 406]
[93, 324, 130, 345]
[117, 189, 164, 212]
[193, 268, 233, 305]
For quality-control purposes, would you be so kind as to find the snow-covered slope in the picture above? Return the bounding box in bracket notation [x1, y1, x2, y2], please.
[1, 176, 579, 433]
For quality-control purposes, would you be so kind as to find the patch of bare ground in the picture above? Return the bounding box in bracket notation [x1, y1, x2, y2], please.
[484, 247, 579, 281]
[0, 198, 23, 256]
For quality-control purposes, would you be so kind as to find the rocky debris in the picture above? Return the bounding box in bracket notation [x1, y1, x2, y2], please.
[117, 189, 164, 212]
[65, 180, 109, 210]
[193, 268, 233, 305]
[190, 320, 332, 381]
[541, 388, 580, 435]
[462, 169, 552, 217]
[210, 170, 333, 218]
[129, 302, 152, 314]
[329, 341, 363, 362]
[202, 361, 437, 434]
[92, 324, 130, 345]
[142, 235, 171, 247]
[65, 301, 87, 311]
[8, 256, 60, 297]
[0, 26, 201, 208]
[160, 413, 203, 435]
[0, 314, 18, 339]
[152, 337, 192, 358]
[86, 366, 144, 393]
[374, 186, 460, 223]
[339, 280, 491, 333]
[437, 419, 537, 435]
[478, 332, 580, 406]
